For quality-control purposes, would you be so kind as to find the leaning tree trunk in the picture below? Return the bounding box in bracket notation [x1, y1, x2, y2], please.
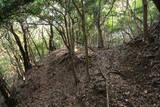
[0, 74, 10, 102]
[20, 23, 32, 70]
[41, 27, 48, 52]
[26, 23, 42, 59]
[10, 25, 32, 72]
[0, 73, 16, 107]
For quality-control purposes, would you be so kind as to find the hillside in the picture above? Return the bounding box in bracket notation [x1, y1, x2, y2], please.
[15, 33, 160, 107]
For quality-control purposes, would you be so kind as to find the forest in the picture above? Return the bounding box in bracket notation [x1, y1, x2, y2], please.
[0, 0, 160, 107]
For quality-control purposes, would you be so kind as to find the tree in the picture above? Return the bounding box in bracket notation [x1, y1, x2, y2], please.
[9, 23, 32, 72]
[142, 0, 153, 43]
[93, 0, 104, 48]
[0, 72, 16, 107]
[142, 0, 149, 41]
[49, 23, 56, 52]
[72, 0, 91, 81]
[0, 0, 35, 22]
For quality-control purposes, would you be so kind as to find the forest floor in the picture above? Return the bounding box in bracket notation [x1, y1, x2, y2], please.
[15, 36, 160, 107]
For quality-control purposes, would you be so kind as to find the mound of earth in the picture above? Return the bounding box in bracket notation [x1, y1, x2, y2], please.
[14, 44, 160, 107]
[14, 20, 160, 107]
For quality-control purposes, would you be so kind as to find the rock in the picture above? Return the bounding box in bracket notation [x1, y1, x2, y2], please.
[144, 90, 148, 94]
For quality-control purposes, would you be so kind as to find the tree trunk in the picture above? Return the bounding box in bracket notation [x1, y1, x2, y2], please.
[97, 0, 104, 48]
[10, 25, 31, 72]
[72, 0, 91, 81]
[20, 23, 32, 70]
[81, 0, 91, 81]
[69, 15, 79, 85]
[0, 73, 16, 107]
[49, 23, 56, 52]
[41, 27, 48, 51]
[69, 48, 79, 85]
[0, 74, 10, 100]
[26, 23, 42, 59]
[142, 0, 153, 43]
[97, 23, 104, 48]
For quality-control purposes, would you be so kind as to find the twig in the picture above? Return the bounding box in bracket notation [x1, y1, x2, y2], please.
[98, 68, 110, 107]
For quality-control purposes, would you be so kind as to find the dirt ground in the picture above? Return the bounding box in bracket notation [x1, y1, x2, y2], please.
[15, 41, 160, 107]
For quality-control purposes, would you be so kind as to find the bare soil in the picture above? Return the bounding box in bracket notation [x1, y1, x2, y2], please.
[15, 41, 160, 107]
